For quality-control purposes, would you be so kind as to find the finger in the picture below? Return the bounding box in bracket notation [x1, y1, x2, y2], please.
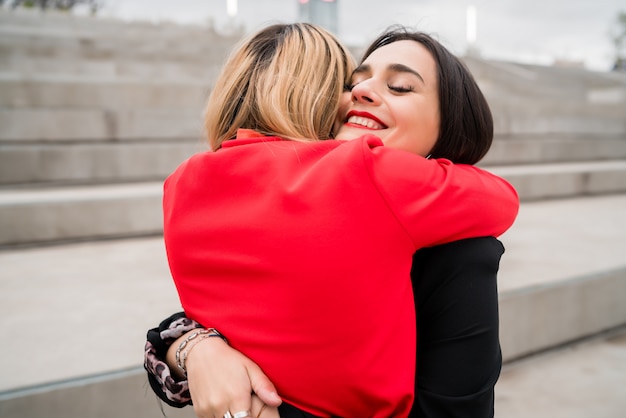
[227, 409, 252, 418]
[226, 392, 253, 418]
[250, 395, 265, 418]
[246, 362, 282, 407]
[254, 402, 280, 418]
[250, 395, 280, 418]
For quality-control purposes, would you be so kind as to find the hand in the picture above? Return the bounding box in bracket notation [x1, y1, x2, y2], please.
[184, 336, 282, 418]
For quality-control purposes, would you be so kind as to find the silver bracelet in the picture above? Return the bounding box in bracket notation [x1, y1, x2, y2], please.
[175, 328, 226, 376]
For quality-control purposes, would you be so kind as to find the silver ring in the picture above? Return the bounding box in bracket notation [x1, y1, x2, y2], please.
[233, 411, 251, 418]
[223, 412, 233, 418]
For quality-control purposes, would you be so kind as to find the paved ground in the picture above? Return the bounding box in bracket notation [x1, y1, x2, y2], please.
[496, 327, 626, 418]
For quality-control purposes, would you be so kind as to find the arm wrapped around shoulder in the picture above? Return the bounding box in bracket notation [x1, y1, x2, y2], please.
[363, 140, 519, 248]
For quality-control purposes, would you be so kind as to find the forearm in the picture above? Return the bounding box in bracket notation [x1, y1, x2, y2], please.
[166, 327, 229, 380]
[368, 146, 520, 245]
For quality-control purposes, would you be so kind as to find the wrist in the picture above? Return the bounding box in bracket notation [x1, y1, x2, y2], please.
[175, 328, 227, 377]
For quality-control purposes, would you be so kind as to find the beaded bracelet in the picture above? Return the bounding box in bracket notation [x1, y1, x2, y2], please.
[175, 328, 227, 377]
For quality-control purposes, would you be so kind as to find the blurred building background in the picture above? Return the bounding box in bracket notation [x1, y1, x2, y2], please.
[298, 0, 338, 36]
[0, 1, 625, 417]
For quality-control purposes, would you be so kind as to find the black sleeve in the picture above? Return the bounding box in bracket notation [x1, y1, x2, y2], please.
[409, 237, 504, 418]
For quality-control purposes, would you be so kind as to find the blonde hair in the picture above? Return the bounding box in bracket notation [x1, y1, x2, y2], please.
[205, 23, 356, 150]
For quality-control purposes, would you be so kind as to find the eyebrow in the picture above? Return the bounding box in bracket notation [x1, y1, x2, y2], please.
[389, 63, 425, 83]
[352, 63, 425, 84]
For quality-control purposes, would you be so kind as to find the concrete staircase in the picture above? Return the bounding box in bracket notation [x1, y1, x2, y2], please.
[1, 9, 625, 418]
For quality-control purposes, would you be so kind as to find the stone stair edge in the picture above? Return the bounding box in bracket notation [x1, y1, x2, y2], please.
[0, 80, 212, 109]
[0, 108, 205, 141]
[499, 265, 626, 361]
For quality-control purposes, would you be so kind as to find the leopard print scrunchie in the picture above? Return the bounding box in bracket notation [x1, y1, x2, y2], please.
[144, 313, 204, 407]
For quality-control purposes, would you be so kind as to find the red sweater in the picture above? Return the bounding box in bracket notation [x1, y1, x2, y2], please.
[164, 133, 518, 417]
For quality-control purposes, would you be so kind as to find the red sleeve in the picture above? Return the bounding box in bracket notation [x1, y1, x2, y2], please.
[361, 136, 519, 249]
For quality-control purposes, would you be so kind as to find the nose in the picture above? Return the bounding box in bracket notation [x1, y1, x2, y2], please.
[351, 80, 380, 104]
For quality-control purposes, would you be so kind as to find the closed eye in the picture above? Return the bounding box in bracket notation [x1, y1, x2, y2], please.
[388, 84, 414, 93]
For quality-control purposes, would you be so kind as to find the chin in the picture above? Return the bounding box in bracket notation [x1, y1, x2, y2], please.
[334, 130, 356, 141]
[336, 127, 380, 142]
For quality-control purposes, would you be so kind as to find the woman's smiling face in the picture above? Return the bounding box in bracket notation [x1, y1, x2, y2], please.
[334, 40, 440, 157]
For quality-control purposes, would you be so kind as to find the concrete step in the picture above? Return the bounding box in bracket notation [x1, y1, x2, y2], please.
[496, 195, 626, 359]
[0, 11, 240, 80]
[0, 75, 211, 108]
[0, 108, 204, 141]
[466, 55, 626, 102]
[465, 58, 626, 137]
[489, 160, 626, 201]
[2, 160, 626, 246]
[0, 182, 163, 246]
[0, 194, 624, 416]
[482, 134, 626, 165]
[0, 11, 241, 60]
[0, 8, 198, 35]
[0, 54, 221, 80]
[490, 101, 626, 136]
[0, 140, 204, 186]
[1, 135, 624, 186]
